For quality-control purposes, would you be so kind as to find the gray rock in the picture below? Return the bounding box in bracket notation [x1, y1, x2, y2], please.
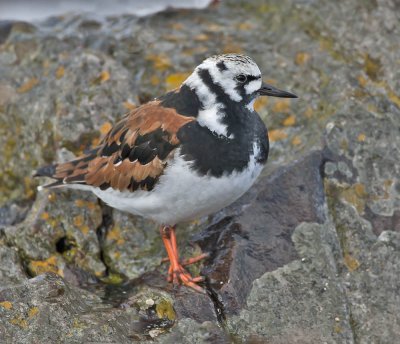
[0, 246, 27, 286]
[4, 189, 106, 284]
[0, 273, 182, 343]
[227, 221, 354, 343]
[1, 0, 400, 342]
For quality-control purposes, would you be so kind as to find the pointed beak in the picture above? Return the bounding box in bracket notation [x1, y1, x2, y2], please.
[258, 82, 298, 98]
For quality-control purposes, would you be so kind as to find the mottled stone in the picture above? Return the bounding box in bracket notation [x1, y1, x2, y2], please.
[0, 273, 186, 343]
[0, 246, 27, 286]
[154, 318, 229, 344]
[4, 190, 106, 284]
[329, 201, 400, 343]
[0, 0, 400, 342]
[227, 221, 353, 343]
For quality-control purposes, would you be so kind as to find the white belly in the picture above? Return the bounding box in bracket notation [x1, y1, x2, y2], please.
[91, 148, 264, 225]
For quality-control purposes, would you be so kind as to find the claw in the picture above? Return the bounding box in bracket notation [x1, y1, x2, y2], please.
[181, 252, 209, 266]
[160, 225, 206, 293]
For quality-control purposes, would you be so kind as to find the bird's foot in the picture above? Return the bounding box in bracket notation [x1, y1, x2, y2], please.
[160, 225, 207, 294]
[167, 261, 205, 293]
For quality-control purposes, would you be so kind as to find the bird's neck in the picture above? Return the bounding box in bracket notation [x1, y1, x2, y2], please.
[159, 75, 255, 138]
[183, 72, 254, 138]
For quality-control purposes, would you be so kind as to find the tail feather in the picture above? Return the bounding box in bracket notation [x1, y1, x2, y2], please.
[34, 148, 99, 190]
[34, 162, 65, 190]
[33, 163, 57, 178]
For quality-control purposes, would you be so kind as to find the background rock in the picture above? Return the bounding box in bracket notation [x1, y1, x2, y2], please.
[1, 0, 400, 342]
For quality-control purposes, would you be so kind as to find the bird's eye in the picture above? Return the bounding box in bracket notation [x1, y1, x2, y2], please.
[235, 74, 247, 83]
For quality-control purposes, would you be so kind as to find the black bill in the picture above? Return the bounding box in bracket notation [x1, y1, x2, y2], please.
[258, 82, 297, 98]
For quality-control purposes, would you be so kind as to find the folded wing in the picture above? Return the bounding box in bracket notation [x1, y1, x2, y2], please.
[34, 101, 195, 192]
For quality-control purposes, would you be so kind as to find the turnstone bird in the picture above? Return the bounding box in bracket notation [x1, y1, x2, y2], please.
[35, 54, 297, 293]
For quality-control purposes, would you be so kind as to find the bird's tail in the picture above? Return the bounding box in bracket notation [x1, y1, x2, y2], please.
[33, 149, 99, 190]
[33, 163, 63, 190]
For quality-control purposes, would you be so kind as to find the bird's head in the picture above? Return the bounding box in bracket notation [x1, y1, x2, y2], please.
[184, 54, 297, 110]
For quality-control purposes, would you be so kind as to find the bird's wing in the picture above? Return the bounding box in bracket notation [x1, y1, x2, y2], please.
[35, 101, 195, 192]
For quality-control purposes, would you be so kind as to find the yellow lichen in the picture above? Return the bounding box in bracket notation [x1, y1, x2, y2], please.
[99, 122, 112, 135]
[41, 212, 50, 220]
[344, 253, 360, 272]
[206, 24, 222, 32]
[86, 202, 97, 210]
[340, 139, 348, 151]
[364, 54, 381, 81]
[384, 179, 393, 188]
[48, 192, 56, 202]
[72, 318, 87, 329]
[237, 22, 253, 31]
[106, 227, 125, 245]
[23, 176, 35, 199]
[28, 307, 39, 318]
[282, 114, 296, 126]
[357, 75, 368, 88]
[73, 215, 84, 227]
[353, 183, 367, 198]
[340, 183, 367, 213]
[80, 225, 90, 235]
[74, 199, 97, 210]
[100, 71, 110, 83]
[75, 199, 85, 207]
[269, 129, 288, 142]
[291, 136, 302, 146]
[387, 89, 400, 108]
[194, 34, 209, 41]
[169, 23, 183, 30]
[165, 73, 190, 90]
[28, 255, 61, 276]
[156, 300, 176, 321]
[163, 34, 179, 42]
[146, 54, 172, 71]
[272, 99, 290, 113]
[123, 101, 137, 111]
[334, 324, 343, 334]
[254, 97, 268, 112]
[101, 272, 124, 284]
[295, 52, 311, 66]
[10, 316, 28, 329]
[357, 133, 366, 142]
[55, 66, 65, 79]
[0, 301, 13, 310]
[17, 77, 39, 93]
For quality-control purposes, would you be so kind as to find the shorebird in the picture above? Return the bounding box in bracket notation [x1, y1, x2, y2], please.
[35, 54, 297, 292]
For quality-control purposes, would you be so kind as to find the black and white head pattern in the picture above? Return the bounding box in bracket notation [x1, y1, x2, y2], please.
[184, 54, 262, 138]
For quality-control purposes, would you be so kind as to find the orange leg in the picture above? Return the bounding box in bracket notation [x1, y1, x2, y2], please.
[160, 226, 205, 293]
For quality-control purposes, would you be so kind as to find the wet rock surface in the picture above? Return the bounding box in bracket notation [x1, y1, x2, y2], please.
[1, 0, 400, 342]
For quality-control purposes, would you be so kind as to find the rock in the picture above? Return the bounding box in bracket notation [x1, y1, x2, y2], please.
[0, 273, 183, 343]
[226, 221, 354, 343]
[4, 190, 106, 285]
[154, 318, 230, 344]
[0, 33, 136, 207]
[0, 245, 27, 286]
[1, 0, 400, 342]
